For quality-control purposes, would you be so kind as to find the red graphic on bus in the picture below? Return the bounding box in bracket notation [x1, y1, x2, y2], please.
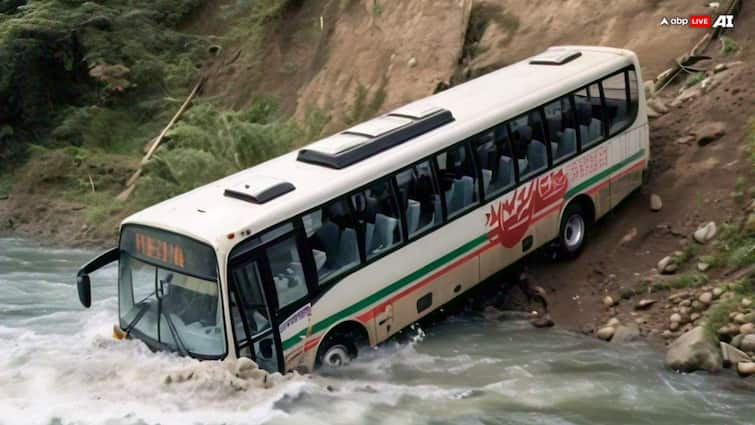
[485, 169, 568, 248]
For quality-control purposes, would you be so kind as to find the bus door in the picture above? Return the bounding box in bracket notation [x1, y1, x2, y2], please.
[229, 227, 315, 372]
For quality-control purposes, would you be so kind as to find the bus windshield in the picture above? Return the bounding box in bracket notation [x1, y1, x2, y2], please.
[117, 226, 225, 358]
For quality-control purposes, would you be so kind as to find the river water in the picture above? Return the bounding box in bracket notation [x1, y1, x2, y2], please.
[0, 237, 752, 425]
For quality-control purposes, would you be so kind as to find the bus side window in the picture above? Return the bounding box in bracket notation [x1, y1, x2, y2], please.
[602, 71, 631, 135]
[511, 110, 548, 181]
[394, 160, 442, 239]
[302, 198, 360, 284]
[473, 124, 515, 199]
[352, 179, 403, 259]
[574, 83, 605, 149]
[627, 69, 639, 124]
[544, 96, 578, 164]
[436, 143, 478, 218]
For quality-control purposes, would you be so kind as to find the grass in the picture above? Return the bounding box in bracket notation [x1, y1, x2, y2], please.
[719, 36, 739, 56]
[704, 281, 754, 336]
[685, 72, 705, 87]
[620, 272, 709, 299]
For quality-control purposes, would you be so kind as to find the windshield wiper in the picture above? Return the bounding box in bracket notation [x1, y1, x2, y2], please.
[124, 302, 150, 337]
[160, 309, 189, 357]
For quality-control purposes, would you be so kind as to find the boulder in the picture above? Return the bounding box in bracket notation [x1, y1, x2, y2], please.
[742, 298, 753, 308]
[606, 317, 621, 327]
[671, 87, 701, 107]
[670, 313, 682, 323]
[693, 122, 726, 146]
[690, 312, 701, 322]
[643, 80, 656, 99]
[712, 287, 724, 298]
[698, 292, 713, 305]
[718, 324, 740, 341]
[597, 326, 615, 341]
[648, 98, 669, 114]
[636, 299, 657, 310]
[740, 335, 755, 352]
[658, 256, 678, 274]
[670, 321, 680, 331]
[732, 334, 744, 349]
[733, 313, 747, 324]
[737, 362, 755, 378]
[665, 326, 722, 373]
[720, 342, 751, 368]
[612, 325, 641, 344]
[693, 222, 717, 244]
[741, 323, 755, 336]
[697, 262, 710, 272]
[603, 296, 617, 307]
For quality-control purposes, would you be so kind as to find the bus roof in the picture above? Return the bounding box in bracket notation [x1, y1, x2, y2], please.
[123, 46, 637, 250]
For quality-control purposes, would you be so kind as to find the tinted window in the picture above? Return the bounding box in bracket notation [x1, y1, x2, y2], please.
[510, 109, 549, 180]
[266, 236, 308, 309]
[574, 83, 605, 149]
[628, 69, 639, 123]
[543, 96, 578, 164]
[302, 198, 360, 283]
[472, 125, 516, 199]
[352, 180, 402, 259]
[602, 71, 631, 134]
[230, 260, 271, 336]
[394, 161, 442, 238]
[436, 143, 478, 217]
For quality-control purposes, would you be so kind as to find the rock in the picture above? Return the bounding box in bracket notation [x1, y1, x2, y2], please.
[691, 312, 701, 322]
[612, 325, 641, 344]
[670, 321, 680, 331]
[712, 287, 724, 298]
[658, 256, 678, 274]
[603, 296, 617, 307]
[717, 324, 740, 340]
[620, 228, 638, 245]
[694, 122, 726, 146]
[663, 330, 675, 339]
[740, 323, 755, 336]
[646, 106, 660, 118]
[713, 63, 727, 73]
[720, 342, 752, 368]
[697, 262, 710, 272]
[742, 298, 753, 308]
[597, 326, 615, 341]
[531, 315, 555, 328]
[607, 317, 621, 327]
[643, 80, 656, 99]
[737, 362, 755, 377]
[734, 313, 748, 324]
[693, 222, 717, 244]
[671, 87, 701, 107]
[679, 299, 692, 308]
[408, 57, 417, 67]
[670, 313, 682, 323]
[636, 299, 657, 310]
[732, 334, 744, 349]
[742, 335, 755, 352]
[691, 301, 706, 312]
[649, 194, 663, 211]
[648, 98, 669, 114]
[665, 327, 722, 373]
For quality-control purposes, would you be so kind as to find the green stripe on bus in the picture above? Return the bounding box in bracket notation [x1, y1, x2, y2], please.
[564, 149, 645, 200]
[282, 234, 489, 350]
[283, 150, 646, 351]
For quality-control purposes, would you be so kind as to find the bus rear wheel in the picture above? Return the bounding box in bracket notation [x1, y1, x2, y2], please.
[558, 203, 588, 258]
[317, 334, 358, 369]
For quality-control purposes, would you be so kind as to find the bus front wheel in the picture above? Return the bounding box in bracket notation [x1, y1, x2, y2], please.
[558, 203, 588, 258]
[317, 334, 358, 369]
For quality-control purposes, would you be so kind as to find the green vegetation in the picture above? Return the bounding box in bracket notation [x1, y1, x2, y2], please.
[685, 72, 705, 88]
[719, 36, 739, 56]
[704, 280, 754, 336]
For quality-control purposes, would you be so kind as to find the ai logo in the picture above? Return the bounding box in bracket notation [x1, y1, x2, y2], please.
[712, 14, 735, 28]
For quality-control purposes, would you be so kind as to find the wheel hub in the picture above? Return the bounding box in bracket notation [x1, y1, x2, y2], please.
[564, 214, 584, 250]
[323, 344, 351, 368]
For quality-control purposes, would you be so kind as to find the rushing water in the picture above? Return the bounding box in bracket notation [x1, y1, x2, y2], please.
[0, 237, 753, 425]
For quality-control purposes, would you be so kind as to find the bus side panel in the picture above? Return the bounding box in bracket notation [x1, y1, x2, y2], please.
[609, 125, 647, 208]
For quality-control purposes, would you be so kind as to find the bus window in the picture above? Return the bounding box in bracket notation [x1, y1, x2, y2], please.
[511, 110, 548, 181]
[302, 198, 360, 284]
[230, 260, 271, 336]
[266, 235, 308, 309]
[628, 69, 639, 124]
[352, 180, 403, 259]
[544, 96, 578, 164]
[602, 71, 631, 134]
[473, 124, 515, 199]
[394, 160, 442, 239]
[574, 83, 605, 149]
[436, 143, 478, 217]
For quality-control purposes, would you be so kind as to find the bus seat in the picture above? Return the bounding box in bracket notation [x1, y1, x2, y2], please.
[589, 118, 602, 141]
[547, 116, 561, 138]
[528, 140, 547, 171]
[372, 213, 398, 254]
[481, 169, 492, 195]
[457, 176, 474, 209]
[315, 222, 340, 268]
[518, 159, 528, 176]
[496, 156, 514, 188]
[551, 142, 559, 157]
[576, 100, 592, 125]
[432, 195, 442, 224]
[365, 222, 375, 256]
[406, 199, 421, 235]
[336, 228, 359, 268]
[558, 128, 577, 158]
[445, 181, 458, 213]
[518, 125, 533, 142]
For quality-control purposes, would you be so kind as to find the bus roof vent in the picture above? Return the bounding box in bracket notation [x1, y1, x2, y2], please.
[529, 49, 581, 65]
[224, 176, 295, 204]
[297, 106, 454, 169]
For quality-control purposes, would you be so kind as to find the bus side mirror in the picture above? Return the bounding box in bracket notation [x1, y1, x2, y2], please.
[77, 274, 92, 308]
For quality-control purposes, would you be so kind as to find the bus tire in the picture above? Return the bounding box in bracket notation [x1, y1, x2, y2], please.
[316, 333, 358, 369]
[558, 202, 588, 259]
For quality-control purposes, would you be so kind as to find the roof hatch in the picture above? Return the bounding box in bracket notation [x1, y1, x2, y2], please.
[224, 176, 295, 204]
[529, 49, 581, 65]
[297, 105, 454, 169]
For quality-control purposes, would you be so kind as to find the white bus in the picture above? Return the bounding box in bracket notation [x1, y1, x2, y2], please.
[76, 46, 648, 372]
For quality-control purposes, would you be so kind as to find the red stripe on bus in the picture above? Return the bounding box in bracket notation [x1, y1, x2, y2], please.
[304, 336, 321, 352]
[610, 160, 646, 182]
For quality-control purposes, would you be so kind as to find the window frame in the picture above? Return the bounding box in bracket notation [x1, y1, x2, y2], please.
[392, 159, 444, 242]
[434, 141, 481, 220]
